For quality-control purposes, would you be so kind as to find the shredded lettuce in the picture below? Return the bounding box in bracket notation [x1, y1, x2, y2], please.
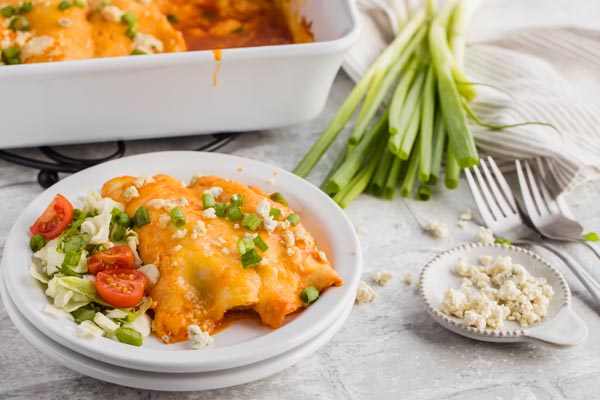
[80, 214, 112, 245]
[29, 263, 51, 284]
[76, 320, 105, 338]
[124, 313, 152, 338]
[83, 189, 124, 215]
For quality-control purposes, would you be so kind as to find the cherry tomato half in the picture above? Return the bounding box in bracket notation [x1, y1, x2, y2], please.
[87, 245, 135, 275]
[96, 269, 148, 308]
[29, 194, 74, 240]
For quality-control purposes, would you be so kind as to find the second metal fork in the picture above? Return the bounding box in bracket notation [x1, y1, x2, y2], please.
[465, 157, 600, 307]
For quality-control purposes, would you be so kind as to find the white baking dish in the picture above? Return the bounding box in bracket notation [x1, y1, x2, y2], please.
[0, 0, 359, 149]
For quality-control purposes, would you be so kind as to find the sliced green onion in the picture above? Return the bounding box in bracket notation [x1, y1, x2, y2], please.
[63, 249, 82, 267]
[583, 232, 599, 242]
[269, 208, 281, 219]
[445, 147, 460, 189]
[18, 1, 32, 12]
[286, 213, 300, 226]
[214, 202, 227, 217]
[111, 207, 131, 227]
[2, 46, 20, 64]
[227, 206, 243, 222]
[121, 10, 138, 38]
[241, 249, 262, 268]
[133, 206, 150, 227]
[73, 0, 85, 8]
[253, 236, 269, 252]
[300, 286, 319, 304]
[230, 194, 243, 207]
[237, 237, 254, 255]
[115, 326, 142, 347]
[170, 207, 186, 227]
[416, 185, 432, 201]
[166, 14, 178, 23]
[494, 237, 512, 245]
[269, 192, 287, 207]
[111, 224, 127, 242]
[9, 15, 30, 31]
[131, 49, 146, 55]
[58, 1, 71, 10]
[1, 5, 15, 17]
[202, 193, 215, 209]
[242, 213, 261, 231]
[30, 234, 46, 252]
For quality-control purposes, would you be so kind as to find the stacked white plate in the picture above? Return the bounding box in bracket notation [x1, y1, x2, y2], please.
[0, 152, 362, 391]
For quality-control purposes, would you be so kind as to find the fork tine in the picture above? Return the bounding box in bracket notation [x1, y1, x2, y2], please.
[524, 160, 549, 217]
[516, 159, 542, 221]
[472, 164, 504, 221]
[538, 174, 561, 214]
[486, 157, 518, 212]
[464, 168, 496, 227]
[479, 158, 516, 217]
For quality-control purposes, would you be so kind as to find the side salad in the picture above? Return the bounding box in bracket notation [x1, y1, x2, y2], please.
[28, 191, 159, 347]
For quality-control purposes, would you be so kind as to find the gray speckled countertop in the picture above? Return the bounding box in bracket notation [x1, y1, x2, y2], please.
[1, 73, 600, 399]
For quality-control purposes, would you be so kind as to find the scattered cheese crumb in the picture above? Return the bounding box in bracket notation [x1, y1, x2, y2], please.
[158, 215, 170, 228]
[21, 36, 54, 61]
[458, 209, 473, 229]
[268, 178, 275, 184]
[190, 221, 206, 239]
[233, 224, 240, 230]
[475, 226, 495, 244]
[263, 216, 278, 233]
[371, 270, 393, 286]
[123, 186, 140, 202]
[134, 33, 164, 54]
[101, 5, 125, 22]
[171, 228, 188, 239]
[286, 247, 297, 257]
[203, 187, 223, 198]
[187, 325, 213, 349]
[355, 225, 367, 235]
[202, 208, 217, 219]
[221, 247, 230, 255]
[356, 281, 376, 304]
[133, 174, 155, 188]
[404, 273, 413, 286]
[294, 226, 307, 242]
[282, 231, 295, 247]
[255, 198, 270, 219]
[171, 245, 182, 253]
[395, 222, 407, 230]
[425, 218, 448, 239]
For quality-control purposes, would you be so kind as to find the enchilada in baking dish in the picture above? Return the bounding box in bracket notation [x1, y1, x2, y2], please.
[0, 0, 313, 65]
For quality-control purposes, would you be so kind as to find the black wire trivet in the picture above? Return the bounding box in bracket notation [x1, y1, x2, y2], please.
[0, 132, 239, 188]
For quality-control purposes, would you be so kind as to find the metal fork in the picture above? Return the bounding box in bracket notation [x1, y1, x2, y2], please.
[516, 159, 600, 260]
[465, 156, 600, 306]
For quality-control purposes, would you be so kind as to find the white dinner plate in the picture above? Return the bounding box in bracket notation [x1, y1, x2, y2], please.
[0, 269, 355, 391]
[419, 243, 588, 346]
[2, 151, 362, 373]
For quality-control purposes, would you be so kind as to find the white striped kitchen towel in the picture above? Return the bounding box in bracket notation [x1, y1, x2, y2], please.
[345, 0, 600, 194]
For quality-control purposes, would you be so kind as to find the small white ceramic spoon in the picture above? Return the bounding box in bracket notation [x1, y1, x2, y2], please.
[419, 243, 588, 347]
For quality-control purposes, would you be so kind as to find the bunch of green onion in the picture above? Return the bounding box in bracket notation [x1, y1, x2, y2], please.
[294, 0, 479, 207]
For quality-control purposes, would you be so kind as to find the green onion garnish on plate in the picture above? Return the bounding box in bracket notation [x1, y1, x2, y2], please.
[227, 206, 243, 222]
[202, 193, 215, 209]
[214, 202, 227, 217]
[170, 207, 186, 227]
[269, 192, 288, 206]
[253, 236, 268, 252]
[237, 237, 254, 255]
[300, 286, 319, 304]
[286, 213, 300, 226]
[133, 206, 150, 227]
[115, 326, 142, 346]
[242, 213, 261, 231]
[230, 194, 243, 207]
[241, 248, 262, 268]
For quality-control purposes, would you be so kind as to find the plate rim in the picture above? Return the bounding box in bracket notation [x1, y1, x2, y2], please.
[0, 268, 355, 391]
[2, 151, 362, 372]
